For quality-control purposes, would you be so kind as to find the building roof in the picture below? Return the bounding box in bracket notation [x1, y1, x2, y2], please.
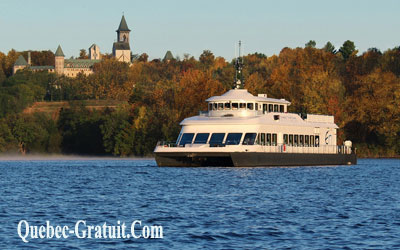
[206, 89, 291, 104]
[117, 15, 130, 32]
[14, 55, 29, 66]
[163, 51, 174, 61]
[55, 45, 65, 57]
[64, 59, 101, 68]
[89, 44, 98, 49]
[30, 66, 55, 70]
[113, 42, 130, 50]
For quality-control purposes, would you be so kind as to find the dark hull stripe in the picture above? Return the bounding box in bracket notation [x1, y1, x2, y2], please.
[155, 152, 357, 167]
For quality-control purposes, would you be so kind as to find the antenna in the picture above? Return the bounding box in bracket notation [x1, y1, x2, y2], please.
[234, 41, 244, 89]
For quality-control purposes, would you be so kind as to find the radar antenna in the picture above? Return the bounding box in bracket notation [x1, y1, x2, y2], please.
[234, 41, 244, 89]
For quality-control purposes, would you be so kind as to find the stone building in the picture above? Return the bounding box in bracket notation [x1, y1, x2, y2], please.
[13, 15, 132, 77]
[112, 15, 131, 63]
[13, 52, 55, 74]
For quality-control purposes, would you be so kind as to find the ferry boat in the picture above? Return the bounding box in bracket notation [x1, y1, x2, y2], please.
[154, 43, 357, 167]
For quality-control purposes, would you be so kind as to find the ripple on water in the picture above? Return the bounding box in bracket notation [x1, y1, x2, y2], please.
[0, 158, 399, 249]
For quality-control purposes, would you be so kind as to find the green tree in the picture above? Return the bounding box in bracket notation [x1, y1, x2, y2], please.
[339, 40, 357, 59]
[323, 42, 336, 53]
[305, 40, 316, 48]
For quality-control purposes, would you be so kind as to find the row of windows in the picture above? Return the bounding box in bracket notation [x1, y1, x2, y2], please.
[283, 134, 320, 147]
[208, 102, 285, 112]
[178, 132, 259, 146]
[177, 133, 321, 147]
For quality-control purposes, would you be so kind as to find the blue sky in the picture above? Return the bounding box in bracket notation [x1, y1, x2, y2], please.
[0, 0, 399, 60]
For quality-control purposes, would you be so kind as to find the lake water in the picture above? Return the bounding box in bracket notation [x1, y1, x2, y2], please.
[0, 158, 399, 249]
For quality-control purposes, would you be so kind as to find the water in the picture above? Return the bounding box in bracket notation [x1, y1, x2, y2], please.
[0, 158, 399, 249]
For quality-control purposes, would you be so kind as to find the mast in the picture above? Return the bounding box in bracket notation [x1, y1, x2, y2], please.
[234, 41, 244, 89]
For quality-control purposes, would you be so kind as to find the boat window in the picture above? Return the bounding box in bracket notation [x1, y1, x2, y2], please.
[239, 103, 246, 109]
[267, 133, 272, 145]
[255, 103, 258, 110]
[260, 133, 265, 145]
[289, 134, 294, 146]
[218, 103, 224, 110]
[283, 134, 288, 144]
[272, 133, 277, 146]
[213, 103, 217, 110]
[315, 135, 320, 147]
[176, 133, 182, 144]
[194, 133, 210, 144]
[232, 103, 238, 110]
[247, 103, 254, 110]
[310, 135, 315, 147]
[224, 102, 231, 110]
[268, 104, 273, 112]
[274, 104, 279, 112]
[243, 133, 257, 145]
[226, 133, 242, 145]
[305, 135, 309, 146]
[280, 105, 284, 113]
[208, 103, 213, 111]
[294, 135, 299, 146]
[179, 133, 194, 146]
[263, 104, 267, 114]
[209, 133, 225, 146]
[300, 135, 304, 146]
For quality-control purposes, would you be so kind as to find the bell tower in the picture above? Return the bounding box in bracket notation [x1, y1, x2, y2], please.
[117, 15, 130, 43]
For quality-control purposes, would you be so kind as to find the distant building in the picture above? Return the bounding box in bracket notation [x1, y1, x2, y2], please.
[13, 15, 132, 77]
[54, 45, 101, 77]
[163, 51, 174, 62]
[112, 15, 131, 63]
[89, 44, 101, 60]
[13, 52, 55, 74]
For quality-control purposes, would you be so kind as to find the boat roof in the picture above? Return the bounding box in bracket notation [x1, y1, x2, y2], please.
[206, 89, 290, 104]
[181, 112, 338, 128]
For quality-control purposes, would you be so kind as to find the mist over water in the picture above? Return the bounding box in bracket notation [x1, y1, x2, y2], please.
[0, 158, 399, 249]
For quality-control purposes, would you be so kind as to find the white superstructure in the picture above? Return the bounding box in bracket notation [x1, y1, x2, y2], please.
[154, 42, 355, 167]
[155, 88, 347, 155]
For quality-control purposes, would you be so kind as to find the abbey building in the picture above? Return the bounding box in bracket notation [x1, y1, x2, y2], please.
[13, 15, 132, 77]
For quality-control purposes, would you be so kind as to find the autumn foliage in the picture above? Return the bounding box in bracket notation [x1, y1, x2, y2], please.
[0, 42, 399, 157]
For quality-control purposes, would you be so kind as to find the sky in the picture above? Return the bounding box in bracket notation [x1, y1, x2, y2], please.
[0, 0, 399, 60]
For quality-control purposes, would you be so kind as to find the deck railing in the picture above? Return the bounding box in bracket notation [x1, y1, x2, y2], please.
[156, 141, 354, 154]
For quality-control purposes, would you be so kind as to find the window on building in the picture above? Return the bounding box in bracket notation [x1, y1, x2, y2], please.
[226, 133, 243, 145]
[194, 133, 210, 144]
[315, 135, 320, 147]
[224, 102, 231, 110]
[243, 133, 257, 145]
[209, 133, 225, 146]
[267, 133, 272, 145]
[272, 134, 277, 146]
[283, 134, 288, 144]
[179, 133, 194, 146]
[260, 133, 265, 145]
[289, 134, 294, 146]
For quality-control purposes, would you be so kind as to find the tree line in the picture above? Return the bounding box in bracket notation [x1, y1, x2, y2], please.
[0, 40, 399, 157]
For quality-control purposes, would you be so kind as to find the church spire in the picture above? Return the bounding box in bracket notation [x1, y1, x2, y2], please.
[117, 15, 130, 32]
